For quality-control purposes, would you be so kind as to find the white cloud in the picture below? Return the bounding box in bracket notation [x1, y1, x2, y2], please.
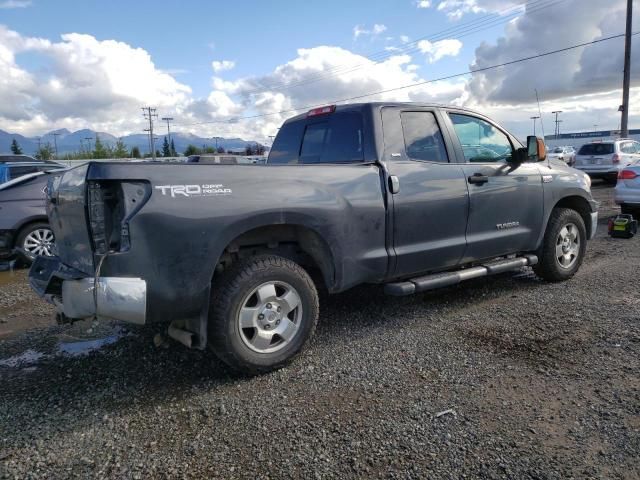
[417, 38, 463, 62]
[416, 0, 431, 8]
[467, 0, 637, 104]
[211, 60, 235, 72]
[400, 35, 410, 43]
[353, 23, 387, 40]
[0, 0, 31, 8]
[0, 25, 191, 135]
[437, 0, 524, 20]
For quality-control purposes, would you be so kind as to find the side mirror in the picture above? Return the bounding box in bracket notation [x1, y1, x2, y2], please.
[527, 136, 547, 162]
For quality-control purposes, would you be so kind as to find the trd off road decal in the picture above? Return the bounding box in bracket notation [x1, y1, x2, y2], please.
[154, 184, 232, 198]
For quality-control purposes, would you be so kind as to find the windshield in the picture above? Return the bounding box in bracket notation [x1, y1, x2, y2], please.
[578, 143, 614, 155]
[552, 147, 564, 153]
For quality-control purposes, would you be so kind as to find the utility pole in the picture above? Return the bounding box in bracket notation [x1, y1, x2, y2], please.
[530, 116, 540, 136]
[142, 107, 158, 160]
[85, 137, 93, 156]
[52, 132, 60, 159]
[593, 124, 599, 137]
[161, 116, 173, 144]
[620, 0, 633, 137]
[552, 111, 563, 139]
[36, 136, 41, 152]
[557, 120, 563, 138]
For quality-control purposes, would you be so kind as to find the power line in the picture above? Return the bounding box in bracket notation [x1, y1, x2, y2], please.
[240, 0, 564, 97]
[173, 32, 636, 129]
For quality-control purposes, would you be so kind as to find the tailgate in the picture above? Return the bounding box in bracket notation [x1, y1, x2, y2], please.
[47, 163, 95, 275]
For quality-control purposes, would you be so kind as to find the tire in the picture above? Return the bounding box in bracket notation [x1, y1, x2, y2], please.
[208, 255, 319, 374]
[533, 208, 587, 282]
[620, 204, 638, 217]
[15, 222, 54, 265]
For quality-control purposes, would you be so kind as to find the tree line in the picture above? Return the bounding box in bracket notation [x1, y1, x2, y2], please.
[10, 136, 266, 160]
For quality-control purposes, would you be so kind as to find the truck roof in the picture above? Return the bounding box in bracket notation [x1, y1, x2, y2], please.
[283, 102, 482, 124]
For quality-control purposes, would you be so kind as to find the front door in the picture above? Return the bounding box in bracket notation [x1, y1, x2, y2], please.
[382, 107, 470, 278]
[443, 112, 544, 262]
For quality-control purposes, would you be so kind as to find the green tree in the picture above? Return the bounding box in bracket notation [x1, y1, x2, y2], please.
[162, 136, 171, 157]
[184, 144, 200, 156]
[204, 146, 216, 154]
[93, 134, 108, 159]
[155, 149, 161, 158]
[35, 143, 55, 160]
[113, 138, 129, 158]
[245, 144, 254, 156]
[10, 138, 22, 154]
[131, 146, 141, 158]
[170, 139, 177, 156]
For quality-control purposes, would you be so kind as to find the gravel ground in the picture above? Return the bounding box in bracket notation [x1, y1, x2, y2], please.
[0, 182, 639, 479]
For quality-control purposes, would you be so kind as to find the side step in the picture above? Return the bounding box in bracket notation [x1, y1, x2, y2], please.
[384, 254, 538, 296]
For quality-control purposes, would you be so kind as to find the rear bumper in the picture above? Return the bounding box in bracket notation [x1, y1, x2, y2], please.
[614, 185, 640, 206]
[29, 255, 146, 324]
[575, 166, 619, 177]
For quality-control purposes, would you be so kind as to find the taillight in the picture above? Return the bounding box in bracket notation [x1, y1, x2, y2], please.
[307, 105, 336, 117]
[612, 153, 620, 164]
[618, 169, 638, 180]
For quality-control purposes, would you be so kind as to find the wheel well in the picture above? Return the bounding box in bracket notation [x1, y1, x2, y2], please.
[215, 225, 334, 290]
[553, 196, 592, 233]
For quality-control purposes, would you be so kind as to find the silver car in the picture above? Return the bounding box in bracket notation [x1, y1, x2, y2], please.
[575, 139, 640, 183]
[614, 161, 640, 215]
[547, 146, 576, 166]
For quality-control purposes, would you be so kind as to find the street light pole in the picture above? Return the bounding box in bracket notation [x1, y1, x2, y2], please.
[530, 116, 540, 136]
[52, 133, 60, 159]
[620, 0, 633, 138]
[552, 111, 563, 139]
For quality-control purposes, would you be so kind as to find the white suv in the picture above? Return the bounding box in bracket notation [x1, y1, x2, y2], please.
[575, 139, 640, 183]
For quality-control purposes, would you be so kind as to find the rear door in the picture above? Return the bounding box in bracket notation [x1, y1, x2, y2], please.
[382, 107, 469, 278]
[442, 111, 544, 262]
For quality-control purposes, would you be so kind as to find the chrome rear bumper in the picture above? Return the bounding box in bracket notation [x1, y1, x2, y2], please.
[61, 277, 147, 324]
[29, 256, 147, 324]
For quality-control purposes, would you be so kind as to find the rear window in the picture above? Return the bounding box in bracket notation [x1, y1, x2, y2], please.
[8, 165, 38, 179]
[268, 112, 364, 164]
[578, 143, 614, 155]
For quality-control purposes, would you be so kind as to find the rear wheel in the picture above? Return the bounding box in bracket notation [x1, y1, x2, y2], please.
[208, 255, 319, 374]
[621, 204, 638, 217]
[533, 208, 587, 282]
[16, 222, 54, 264]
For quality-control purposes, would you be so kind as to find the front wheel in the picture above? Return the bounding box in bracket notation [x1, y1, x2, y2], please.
[208, 255, 319, 374]
[533, 208, 587, 282]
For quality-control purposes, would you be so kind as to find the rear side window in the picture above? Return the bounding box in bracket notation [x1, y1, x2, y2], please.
[400, 111, 448, 163]
[620, 142, 637, 154]
[8, 165, 38, 179]
[578, 143, 614, 155]
[269, 112, 364, 164]
[268, 121, 305, 164]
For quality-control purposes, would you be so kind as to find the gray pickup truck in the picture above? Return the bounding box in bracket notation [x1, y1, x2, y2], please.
[29, 102, 597, 374]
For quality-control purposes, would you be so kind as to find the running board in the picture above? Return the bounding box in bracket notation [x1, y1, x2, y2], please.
[384, 254, 538, 296]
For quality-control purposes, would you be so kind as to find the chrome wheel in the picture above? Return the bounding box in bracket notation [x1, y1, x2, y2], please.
[237, 281, 303, 354]
[555, 222, 580, 269]
[22, 227, 54, 258]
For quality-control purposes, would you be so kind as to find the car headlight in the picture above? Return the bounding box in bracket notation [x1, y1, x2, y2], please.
[583, 173, 591, 191]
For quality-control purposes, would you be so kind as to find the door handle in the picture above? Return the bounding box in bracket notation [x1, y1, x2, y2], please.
[388, 175, 400, 194]
[468, 173, 489, 185]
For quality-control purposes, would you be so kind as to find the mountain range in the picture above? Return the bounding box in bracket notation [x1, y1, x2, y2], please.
[0, 128, 264, 156]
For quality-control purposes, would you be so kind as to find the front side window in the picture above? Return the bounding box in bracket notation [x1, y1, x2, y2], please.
[400, 111, 448, 163]
[449, 113, 513, 163]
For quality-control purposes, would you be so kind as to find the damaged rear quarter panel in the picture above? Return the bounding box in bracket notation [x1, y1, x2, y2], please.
[88, 162, 388, 324]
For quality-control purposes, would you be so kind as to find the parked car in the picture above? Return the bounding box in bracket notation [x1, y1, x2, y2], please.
[614, 161, 640, 216]
[0, 172, 56, 263]
[547, 146, 576, 166]
[30, 102, 597, 374]
[0, 161, 64, 184]
[0, 154, 38, 163]
[574, 139, 640, 183]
